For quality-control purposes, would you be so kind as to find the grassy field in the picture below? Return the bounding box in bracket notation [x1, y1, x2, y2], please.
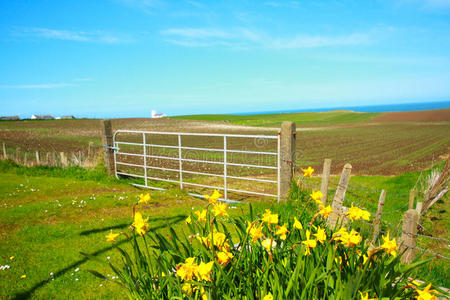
[0, 109, 448, 298]
[172, 110, 380, 127]
[0, 160, 448, 299]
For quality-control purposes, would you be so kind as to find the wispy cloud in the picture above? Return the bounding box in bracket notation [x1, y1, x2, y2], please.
[160, 27, 372, 49]
[0, 83, 77, 89]
[12, 27, 133, 44]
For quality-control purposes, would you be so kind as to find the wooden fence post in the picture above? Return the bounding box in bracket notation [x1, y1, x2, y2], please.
[371, 189, 386, 244]
[88, 142, 93, 159]
[327, 163, 352, 229]
[279, 121, 296, 201]
[408, 189, 415, 210]
[15, 147, 20, 163]
[60, 152, 68, 167]
[320, 158, 332, 205]
[35, 151, 41, 165]
[102, 120, 115, 176]
[46, 152, 50, 165]
[416, 202, 423, 216]
[2, 142, 6, 159]
[401, 209, 419, 264]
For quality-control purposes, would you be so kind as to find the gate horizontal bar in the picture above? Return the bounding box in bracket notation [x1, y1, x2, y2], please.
[226, 175, 277, 183]
[114, 129, 278, 139]
[116, 142, 277, 155]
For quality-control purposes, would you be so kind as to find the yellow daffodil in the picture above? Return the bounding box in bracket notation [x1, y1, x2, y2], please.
[20, 274, 26, 279]
[196, 261, 214, 282]
[105, 230, 120, 242]
[347, 204, 371, 221]
[310, 190, 323, 204]
[246, 221, 264, 242]
[380, 232, 398, 257]
[133, 212, 149, 236]
[185, 215, 192, 224]
[261, 238, 275, 251]
[212, 202, 228, 217]
[416, 283, 437, 300]
[302, 230, 317, 255]
[177, 257, 198, 281]
[195, 210, 207, 223]
[293, 217, 303, 230]
[318, 205, 333, 218]
[358, 291, 376, 300]
[262, 209, 278, 225]
[275, 223, 289, 240]
[313, 226, 326, 244]
[217, 251, 233, 266]
[301, 166, 314, 177]
[10, 256, 14, 261]
[263, 293, 274, 300]
[204, 189, 222, 204]
[138, 193, 150, 204]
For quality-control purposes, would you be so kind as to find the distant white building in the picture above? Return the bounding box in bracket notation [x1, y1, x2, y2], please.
[31, 114, 54, 120]
[151, 110, 167, 118]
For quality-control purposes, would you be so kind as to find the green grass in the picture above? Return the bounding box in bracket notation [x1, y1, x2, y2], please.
[0, 161, 448, 298]
[172, 111, 380, 127]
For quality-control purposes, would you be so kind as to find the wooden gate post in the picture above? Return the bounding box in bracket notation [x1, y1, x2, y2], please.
[327, 164, 352, 229]
[2, 142, 6, 159]
[35, 151, 41, 165]
[102, 120, 115, 176]
[320, 159, 332, 205]
[279, 121, 296, 201]
[401, 209, 419, 264]
[371, 189, 386, 244]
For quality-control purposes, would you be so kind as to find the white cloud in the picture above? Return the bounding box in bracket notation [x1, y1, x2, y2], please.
[161, 28, 233, 39]
[160, 27, 372, 49]
[268, 33, 370, 49]
[13, 27, 133, 44]
[0, 83, 77, 89]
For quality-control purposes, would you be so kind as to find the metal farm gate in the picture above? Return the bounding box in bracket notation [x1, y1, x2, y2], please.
[112, 130, 280, 202]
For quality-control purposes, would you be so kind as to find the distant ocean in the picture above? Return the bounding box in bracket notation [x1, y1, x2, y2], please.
[233, 101, 450, 116]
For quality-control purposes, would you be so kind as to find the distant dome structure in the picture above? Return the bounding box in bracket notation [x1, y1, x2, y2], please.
[151, 110, 166, 118]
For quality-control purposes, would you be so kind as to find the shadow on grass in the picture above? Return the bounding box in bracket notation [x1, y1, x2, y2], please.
[13, 215, 186, 300]
[79, 215, 186, 236]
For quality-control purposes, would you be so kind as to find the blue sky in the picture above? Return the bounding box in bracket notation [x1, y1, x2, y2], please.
[1, 0, 450, 118]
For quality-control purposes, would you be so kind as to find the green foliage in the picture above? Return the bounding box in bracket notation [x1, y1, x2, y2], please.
[85, 192, 443, 299]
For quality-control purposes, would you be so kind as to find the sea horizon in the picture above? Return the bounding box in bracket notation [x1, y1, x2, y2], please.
[231, 100, 450, 116]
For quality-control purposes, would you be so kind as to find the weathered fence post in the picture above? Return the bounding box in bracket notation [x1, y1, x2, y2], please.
[401, 209, 419, 264]
[2, 142, 6, 159]
[416, 202, 423, 217]
[23, 153, 28, 166]
[35, 151, 41, 165]
[88, 142, 93, 159]
[60, 152, 68, 167]
[102, 119, 115, 176]
[327, 163, 352, 229]
[15, 147, 20, 163]
[279, 121, 296, 201]
[371, 189, 386, 244]
[320, 158, 332, 205]
[46, 152, 50, 165]
[408, 189, 415, 210]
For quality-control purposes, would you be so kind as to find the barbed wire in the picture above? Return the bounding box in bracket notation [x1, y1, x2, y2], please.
[413, 246, 450, 261]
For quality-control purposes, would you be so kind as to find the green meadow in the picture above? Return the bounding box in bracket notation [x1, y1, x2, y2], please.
[0, 160, 448, 299]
